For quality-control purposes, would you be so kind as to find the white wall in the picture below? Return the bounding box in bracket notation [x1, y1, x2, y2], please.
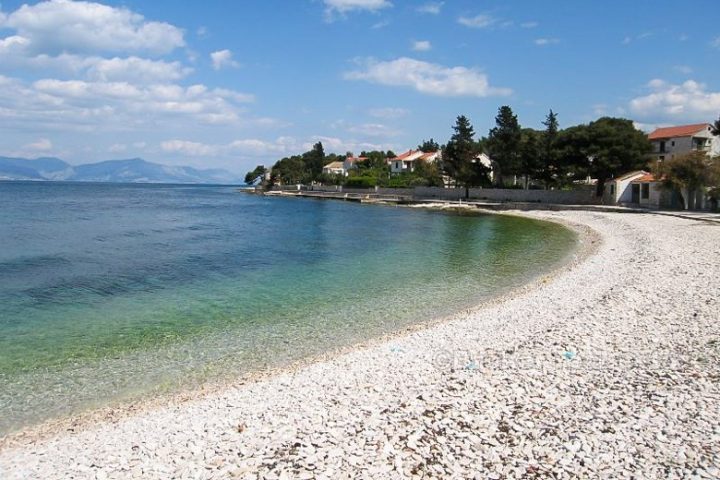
[650, 125, 717, 160]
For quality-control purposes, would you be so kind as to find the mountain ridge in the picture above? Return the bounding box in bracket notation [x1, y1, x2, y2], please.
[0, 156, 242, 184]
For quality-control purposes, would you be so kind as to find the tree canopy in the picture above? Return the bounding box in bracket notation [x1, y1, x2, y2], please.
[656, 151, 719, 209]
[557, 117, 651, 194]
[418, 138, 440, 152]
[712, 115, 720, 137]
[244, 165, 268, 185]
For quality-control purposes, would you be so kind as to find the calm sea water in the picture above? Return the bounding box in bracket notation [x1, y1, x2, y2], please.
[0, 182, 576, 434]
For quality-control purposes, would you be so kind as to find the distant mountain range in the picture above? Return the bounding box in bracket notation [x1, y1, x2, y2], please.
[0, 156, 243, 184]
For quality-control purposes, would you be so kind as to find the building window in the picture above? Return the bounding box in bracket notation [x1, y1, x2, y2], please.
[610, 184, 615, 195]
[671, 140, 675, 147]
[659, 141, 666, 153]
[641, 183, 649, 199]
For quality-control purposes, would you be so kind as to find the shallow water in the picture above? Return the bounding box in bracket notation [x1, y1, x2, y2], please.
[0, 182, 576, 434]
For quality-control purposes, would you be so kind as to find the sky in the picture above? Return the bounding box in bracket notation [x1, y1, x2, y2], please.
[0, 0, 719, 173]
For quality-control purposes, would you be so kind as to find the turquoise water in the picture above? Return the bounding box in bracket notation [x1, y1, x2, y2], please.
[0, 182, 576, 434]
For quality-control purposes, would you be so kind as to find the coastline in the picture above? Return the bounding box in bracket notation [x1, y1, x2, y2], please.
[2, 209, 719, 478]
[0, 207, 593, 446]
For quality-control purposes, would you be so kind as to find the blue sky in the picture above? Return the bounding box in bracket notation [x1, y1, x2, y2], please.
[0, 0, 718, 173]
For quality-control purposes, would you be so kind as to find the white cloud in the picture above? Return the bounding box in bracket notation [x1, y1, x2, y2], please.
[711, 37, 720, 49]
[520, 21, 538, 28]
[344, 57, 511, 97]
[210, 49, 240, 70]
[0, 74, 254, 132]
[416, 2, 443, 15]
[457, 14, 497, 29]
[534, 38, 560, 46]
[161, 139, 218, 157]
[323, 0, 392, 20]
[672, 65, 693, 75]
[371, 20, 390, 29]
[592, 104, 608, 116]
[412, 40, 431, 52]
[87, 56, 192, 83]
[3, 0, 184, 55]
[629, 79, 720, 122]
[25, 138, 53, 151]
[161, 135, 388, 158]
[160, 137, 300, 158]
[367, 107, 408, 119]
[347, 123, 399, 137]
[108, 143, 127, 153]
[305, 135, 385, 155]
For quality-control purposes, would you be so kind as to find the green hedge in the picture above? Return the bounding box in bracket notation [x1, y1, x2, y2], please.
[344, 176, 377, 188]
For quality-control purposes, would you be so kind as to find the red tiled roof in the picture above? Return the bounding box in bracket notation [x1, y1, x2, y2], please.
[610, 170, 648, 182]
[631, 173, 661, 183]
[419, 152, 438, 161]
[392, 149, 418, 160]
[648, 123, 709, 140]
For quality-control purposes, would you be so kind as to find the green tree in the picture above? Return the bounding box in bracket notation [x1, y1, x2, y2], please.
[558, 117, 651, 195]
[244, 165, 267, 185]
[712, 115, 720, 136]
[657, 151, 718, 210]
[708, 157, 720, 211]
[487, 106, 522, 186]
[418, 138, 440, 152]
[413, 158, 444, 187]
[443, 115, 489, 194]
[302, 142, 325, 180]
[271, 155, 308, 185]
[519, 129, 542, 189]
[539, 109, 561, 188]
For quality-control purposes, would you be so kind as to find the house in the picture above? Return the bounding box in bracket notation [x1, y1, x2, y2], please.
[322, 155, 368, 176]
[648, 123, 720, 163]
[604, 170, 705, 209]
[322, 161, 345, 176]
[389, 150, 439, 174]
[604, 170, 651, 205]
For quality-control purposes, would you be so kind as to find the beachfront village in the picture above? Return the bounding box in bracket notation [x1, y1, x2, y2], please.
[245, 107, 720, 211]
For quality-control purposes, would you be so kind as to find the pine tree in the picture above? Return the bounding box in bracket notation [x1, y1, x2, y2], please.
[487, 106, 522, 186]
[418, 138, 440, 152]
[443, 116, 489, 193]
[540, 109, 560, 188]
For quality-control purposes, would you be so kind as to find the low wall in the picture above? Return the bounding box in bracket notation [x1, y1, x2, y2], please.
[468, 187, 599, 205]
[413, 186, 600, 205]
[308, 186, 413, 196]
[413, 187, 466, 200]
[270, 184, 600, 205]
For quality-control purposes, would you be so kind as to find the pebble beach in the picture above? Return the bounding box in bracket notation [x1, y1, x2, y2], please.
[1, 210, 718, 479]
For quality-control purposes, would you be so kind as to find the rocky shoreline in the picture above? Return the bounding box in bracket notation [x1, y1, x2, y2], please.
[1, 210, 718, 479]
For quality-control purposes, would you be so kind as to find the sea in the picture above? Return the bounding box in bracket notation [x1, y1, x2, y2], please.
[0, 182, 577, 434]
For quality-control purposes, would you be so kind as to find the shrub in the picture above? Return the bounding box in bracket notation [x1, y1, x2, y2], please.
[344, 176, 377, 188]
